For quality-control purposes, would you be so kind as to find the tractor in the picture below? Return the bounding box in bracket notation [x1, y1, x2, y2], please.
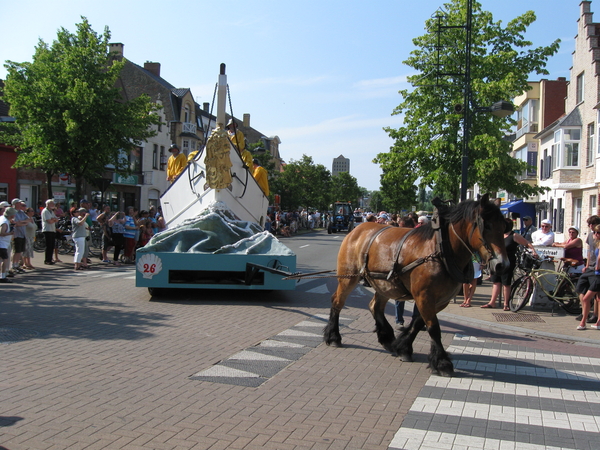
[327, 201, 355, 234]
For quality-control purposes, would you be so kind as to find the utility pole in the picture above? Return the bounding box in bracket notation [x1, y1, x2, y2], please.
[460, 0, 473, 202]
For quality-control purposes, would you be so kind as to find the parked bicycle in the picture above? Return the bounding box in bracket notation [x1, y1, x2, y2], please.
[509, 252, 582, 315]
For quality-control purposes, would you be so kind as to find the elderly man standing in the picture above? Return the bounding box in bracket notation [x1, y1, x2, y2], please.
[531, 219, 555, 246]
[10, 198, 33, 275]
[41, 199, 59, 265]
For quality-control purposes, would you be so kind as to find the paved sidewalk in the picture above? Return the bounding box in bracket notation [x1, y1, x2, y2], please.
[3, 252, 600, 449]
[437, 278, 600, 347]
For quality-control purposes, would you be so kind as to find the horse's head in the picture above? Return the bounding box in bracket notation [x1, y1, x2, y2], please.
[467, 194, 509, 275]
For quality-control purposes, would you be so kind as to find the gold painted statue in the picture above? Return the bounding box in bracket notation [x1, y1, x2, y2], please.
[204, 124, 232, 190]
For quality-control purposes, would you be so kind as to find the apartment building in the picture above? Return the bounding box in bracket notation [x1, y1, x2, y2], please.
[533, 1, 600, 238]
[505, 79, 567, 223]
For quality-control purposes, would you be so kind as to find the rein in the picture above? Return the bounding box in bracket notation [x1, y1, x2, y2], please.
[450, 223, 475, 259]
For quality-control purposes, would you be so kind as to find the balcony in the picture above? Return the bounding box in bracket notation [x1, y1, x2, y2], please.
[515, 122, 539, 139]
[182, 122, 197, 134]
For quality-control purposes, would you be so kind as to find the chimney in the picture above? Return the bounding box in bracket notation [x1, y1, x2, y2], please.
[558, 77, 566, 81]
[203, 102, 210, 112]
[144, 61, 161, 77]
[243, 113, 250, 128]
[109, 43, 124, 60]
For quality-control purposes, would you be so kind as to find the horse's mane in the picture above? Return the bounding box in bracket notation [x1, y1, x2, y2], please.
[410, 198, 501, 240]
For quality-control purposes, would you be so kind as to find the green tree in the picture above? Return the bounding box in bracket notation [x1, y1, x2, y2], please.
[368, 190, 384, 213]
[271, 154, 331, 211]
[374, 0, 559, 201]
[330, 172, 362, 205]
[378, 171, 418, 212]
[2, 17, 160, 200]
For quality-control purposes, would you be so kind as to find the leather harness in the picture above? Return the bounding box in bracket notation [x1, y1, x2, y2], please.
[360, 208, 475, 287]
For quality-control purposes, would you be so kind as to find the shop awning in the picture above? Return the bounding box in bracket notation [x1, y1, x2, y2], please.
[500, 199, 536, 218]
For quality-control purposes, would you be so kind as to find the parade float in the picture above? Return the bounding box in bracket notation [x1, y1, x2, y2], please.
[135, 65, 296, 295]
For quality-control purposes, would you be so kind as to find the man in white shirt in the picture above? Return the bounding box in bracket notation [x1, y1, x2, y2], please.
[531, 219, 555, 246]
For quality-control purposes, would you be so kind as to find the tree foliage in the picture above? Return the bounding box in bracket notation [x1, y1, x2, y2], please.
[2, 17, 160, 200]
[271, 155, 332, 211]
[374, 0, 560, 201]
[330, 172, 362, 205]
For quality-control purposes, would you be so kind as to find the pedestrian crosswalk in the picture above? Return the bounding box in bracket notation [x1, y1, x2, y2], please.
[389, 335, 600, 450]
[190, 314, 356, 387]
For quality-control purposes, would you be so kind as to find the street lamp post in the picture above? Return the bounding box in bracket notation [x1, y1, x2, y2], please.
[459, 0, 513, 201]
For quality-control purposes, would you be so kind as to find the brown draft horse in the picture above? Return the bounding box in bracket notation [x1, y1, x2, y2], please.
[323, 194, 508, 377]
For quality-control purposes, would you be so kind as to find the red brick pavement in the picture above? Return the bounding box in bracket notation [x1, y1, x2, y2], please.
[1, 266, 442, 450]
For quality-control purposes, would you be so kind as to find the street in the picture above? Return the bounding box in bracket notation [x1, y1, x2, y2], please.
[2, 230, 600, 449]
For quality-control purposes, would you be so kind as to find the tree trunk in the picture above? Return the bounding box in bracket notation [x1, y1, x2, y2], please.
[46, 171, 54, 200]
[75, 177, 83, 204]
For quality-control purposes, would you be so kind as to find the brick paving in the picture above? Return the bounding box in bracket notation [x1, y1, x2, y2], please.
[2, 263, 600, 449]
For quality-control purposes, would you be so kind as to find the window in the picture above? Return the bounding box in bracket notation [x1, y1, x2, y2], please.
[183, 140, 189, 156]
[158, 116, 162, 132]
[587, 123, 595, 166]
[153, 144, 159, 170]
[0, 184, 7, 202]
[591, 195, 597, 216]
[557, 198, 564, 233]
[564, 143, 579, 167]
[160, 146, 166, 171]
[129, 147, 142, 172]
[184, 105, 190, 123]
[563, 128, 581, 168]
[551, 143, 559, 170]
[576, 72, 585, 104]
[574, 198, 582, 232]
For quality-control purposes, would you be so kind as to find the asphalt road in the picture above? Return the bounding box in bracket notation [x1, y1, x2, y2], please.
[2, 230, 599, 449]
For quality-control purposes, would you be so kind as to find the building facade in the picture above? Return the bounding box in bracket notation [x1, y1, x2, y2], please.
[332, 155, 350, 177]
[1, 43, 285, 213]
[532, 1, 600, 240]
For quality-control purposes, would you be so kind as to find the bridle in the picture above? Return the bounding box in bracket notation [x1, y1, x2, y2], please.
[450, 214, 496, 264]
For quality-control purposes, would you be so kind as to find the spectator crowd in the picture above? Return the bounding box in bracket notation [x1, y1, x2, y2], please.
[0, 197, 167, 282]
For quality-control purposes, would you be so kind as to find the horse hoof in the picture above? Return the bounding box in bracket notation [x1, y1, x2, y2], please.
[398, 354, 413, 362]
[433, 363, 454, 377]
[325, 340, 343, 348]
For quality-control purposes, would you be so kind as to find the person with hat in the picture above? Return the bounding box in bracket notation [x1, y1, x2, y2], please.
[0, 207, 17, 283]
[553, 225, 584, 272]
[71, 208, 90, 270]
[520, 216, 536, 243]
[166, 143, 187, 182]
[252, 158, 269, 196]
[226, 119, 252, 169]
[531, 219, 554, 246]
[10, 198, 34, 275]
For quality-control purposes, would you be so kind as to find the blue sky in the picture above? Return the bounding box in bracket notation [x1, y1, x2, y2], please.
[0, 0, 582, 191]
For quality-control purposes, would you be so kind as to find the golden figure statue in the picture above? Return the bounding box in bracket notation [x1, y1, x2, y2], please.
[204, 124, 232, 190]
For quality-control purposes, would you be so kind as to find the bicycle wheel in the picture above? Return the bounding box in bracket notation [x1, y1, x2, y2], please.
[509, 276, 533, 312]
[554, 279, 582, 315]
[33, 234, 46, 252]
[58, 238, 75, 255]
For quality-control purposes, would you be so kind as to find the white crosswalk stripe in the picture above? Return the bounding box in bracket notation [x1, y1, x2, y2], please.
[388, 334, 600, 450]
[191, 314, 356, 386]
